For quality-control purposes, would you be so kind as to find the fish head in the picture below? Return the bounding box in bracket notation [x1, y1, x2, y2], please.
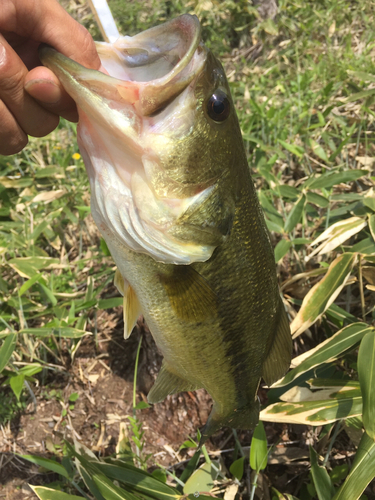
[39, 15, 242, 265]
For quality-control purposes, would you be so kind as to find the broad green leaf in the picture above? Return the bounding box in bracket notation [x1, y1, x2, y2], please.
[333, 432, 375, 500]
[364, 197, 375, 212]
[31, 486, 84, 500]
[0, 333, 17, 373]
[274, 239, 292, 262]
[229, 457, 245, 481]
[274, 323, 373, 387]
[325, 302, 358, 327]
[78, 466, 106, 500]
[183, 461, 220, 495]
[66, 441, 106, 500]
[344, 88, 375, 102]
[0, 276, 8, 293]
[291, 253, 357, 338]
[369, 214, 375, 241]
[330, 464, 349, 484]
[281, 267, 327, 292]
[8, 259, 40, 279]
[271, 489, 299, 500]
[260, 390, 362, 425]
[10, 373, 25, 400]
[306, 192, 329, 208]
[331, 193, 364, 202]
[0, 207, 10, 216]
[20, 327, 88, 338]
[8, 257, 59, 278]
[38, 283, 58, 306]
[75, 299, 97, 312]
[308, 217, 367, 259]
[347, 70, 375, 82]
[22, 454, 69, 479]
[259, 192, 284, 219]
[75, 205, 91, 213]
[18, 363, 43, 377]
[100, 238, 111, 256]
[250, 421, 268, 472]
[19, 274, 42, 296]
[31, 220, 50, 241]
[292, 237, 311, 245]
[86, 461, 180, 500]
[284, 194, 306, 233]
[134, 401, 150, 410]
[310, 447, 335, 500]
[179, 449, 201, 488]
[277, 185, 300, 199]
[278, 140, 305, 158]
[309, 139, 329, 163]
[93, 473, 139, 500]
[329, 202, 359, 218]
[308, 379, 360, 390]
[259, 165, 278, 185]
[152, 469, 167, 484]
[307, 170, 367, 190]
[34, 166, 60, 178]
[265, 218, 284, 233]
[363, 266, 375, 285]
[279, 384, 361, 404]
[0, 176, 33, 188]
[98, 297, 123, 309]
[351, 237, 375, 255]
[261, 17, 278, 35]
[358, 332, 375, 439]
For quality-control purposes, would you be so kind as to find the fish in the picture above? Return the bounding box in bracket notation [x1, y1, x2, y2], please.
[39, 14, 292, 443]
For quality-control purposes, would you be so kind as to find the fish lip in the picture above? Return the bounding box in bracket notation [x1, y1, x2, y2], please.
[38, 14, 206, 116]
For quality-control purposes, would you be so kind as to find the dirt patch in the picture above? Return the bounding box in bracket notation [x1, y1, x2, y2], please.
[0, 313, 219, 499]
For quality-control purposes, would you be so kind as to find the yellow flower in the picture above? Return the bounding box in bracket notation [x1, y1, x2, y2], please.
[72, 153, 81, 160]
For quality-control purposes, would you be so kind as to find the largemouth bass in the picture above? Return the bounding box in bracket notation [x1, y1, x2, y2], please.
[39, 14, 291, 443]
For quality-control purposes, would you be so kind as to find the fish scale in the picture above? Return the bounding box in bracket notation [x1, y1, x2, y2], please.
[39, 14, 292, 443]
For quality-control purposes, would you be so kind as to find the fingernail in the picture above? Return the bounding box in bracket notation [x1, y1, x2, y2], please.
[25, 79, 61, 104]
[0, 38, 6, 66]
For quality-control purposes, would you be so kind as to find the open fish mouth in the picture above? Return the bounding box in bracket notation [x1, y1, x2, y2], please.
[39, 16, 218, 265]
[39, 15, 205, 116]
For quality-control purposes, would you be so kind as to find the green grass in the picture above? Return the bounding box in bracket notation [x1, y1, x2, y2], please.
[1, 0, 375, 498]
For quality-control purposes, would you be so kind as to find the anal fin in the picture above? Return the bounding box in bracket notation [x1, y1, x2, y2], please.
[262, 300, 292, 386]
[147, 362, 198, 403]
[159, 266, 218, 322]
[199, 399, 260, 446]
[114, 269, 142, 339]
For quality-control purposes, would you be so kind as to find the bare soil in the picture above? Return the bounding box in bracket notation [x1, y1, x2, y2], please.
[2, 308, 367, 499]
[0, 311, 225, 499]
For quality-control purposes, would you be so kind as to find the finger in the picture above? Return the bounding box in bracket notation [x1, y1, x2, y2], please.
[25, 67, 79, 122]
[7, 0, 100, 70]
[0, 34, 60, 138]
[0, 100, 28, 155]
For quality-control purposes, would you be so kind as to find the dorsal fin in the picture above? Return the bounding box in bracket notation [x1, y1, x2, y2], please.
[147, 362, 199, 403]
[114, 269, 142, 339]
[159, 265, 218, 322]
[262, 300, 292, 386]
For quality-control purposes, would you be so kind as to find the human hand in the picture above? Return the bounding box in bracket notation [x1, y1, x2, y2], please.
[0, 0, 101, 155]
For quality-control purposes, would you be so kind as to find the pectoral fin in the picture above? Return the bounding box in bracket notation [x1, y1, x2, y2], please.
[147, 362, 198, 403]
[262, 301, 292, 386]
[114, 270, 142, 339]
[159, 265, 218, 322]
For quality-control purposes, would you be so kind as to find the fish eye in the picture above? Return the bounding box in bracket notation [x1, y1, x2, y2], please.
[207, 89, 230, 122]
